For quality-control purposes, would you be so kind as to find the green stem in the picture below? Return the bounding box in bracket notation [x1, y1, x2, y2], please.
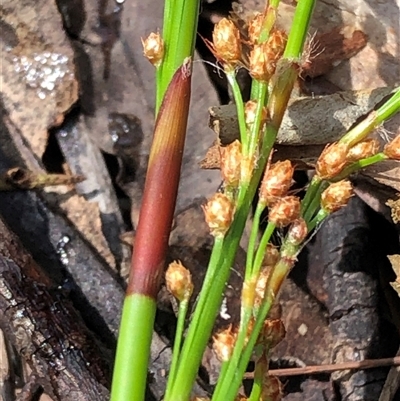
[253, 222, 276, 275]
[164, 297, 190, 400]
[300, 175, 321, 215]
[156, 0, 200, 111]
[333, 153, 388, 181]
[247, 83, 268, 158]
[340, 88, 400, 148]
[246, 203, 265, 280]
[303, 181, 328, 223]
[110, 295, 156, 401]
[226, 71, 248, 149]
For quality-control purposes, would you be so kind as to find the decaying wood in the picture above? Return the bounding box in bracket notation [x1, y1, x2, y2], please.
[0, 217, 110, 401]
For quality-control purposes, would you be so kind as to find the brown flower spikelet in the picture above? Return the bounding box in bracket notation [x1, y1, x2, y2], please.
[203, 193, 234, 237]
[248, 13, 263, 44]
[141, 32, 164, 67]
[384, 133, 400, 160]
[268, 196, 301, 227]
[321, 180, 353, 213]
[346, 139, 380, 162]
[165, 261, 193, 302]
[316, 142, 349, 179]
[259, 160, 294, 205]
[221, 140, 242, 186]
[212, 18, 242, 67]
[287, 218, 308, 246]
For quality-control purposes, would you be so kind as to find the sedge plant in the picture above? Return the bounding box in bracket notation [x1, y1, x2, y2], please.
[110, 0, 400, 400]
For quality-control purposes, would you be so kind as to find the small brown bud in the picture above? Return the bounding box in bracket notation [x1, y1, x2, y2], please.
[213, 325, 236, 362]
[268, 196, 301, 227]
[212, 18, 242, 67]
[383, 133, 400, 160]
[165, 261, 193, 302]
[287, 218, 308, 246]
[259, 160, 294, 205]
[316, 142, 349, 179]
[346, 139, 380, 162]
[262, 319, 286, 348]
[248, 13, 263, 44]
[221, 140, 242, 186]
[321, 180, 353, 214]
[261, 375, 283, 401]
[203, 193, 234, 237]
[141, 32, 164, 67]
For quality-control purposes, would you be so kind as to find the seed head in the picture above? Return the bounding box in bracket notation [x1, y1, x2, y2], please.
[383, 133, 400, 160]
[321, 180, 353, 214]
[346, 139, 380, 162]
[316, 142, 349, 179]
[212, 325, 236, 362]
[259, 160, 294, 205]
[165, 261, 193, 302]
[221, 140, 242, 187]
[203, 193, 235, 237]
[141, 32, 164, 67]
[268, 196, 301, 227]
[287, 218, 308, 246]
[212, 18, 242, 68]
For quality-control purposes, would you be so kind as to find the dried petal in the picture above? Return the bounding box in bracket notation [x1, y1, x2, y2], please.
[141, 32, 164, 67]
[203, 193, 235, 237]
[321, 180, 353, 213]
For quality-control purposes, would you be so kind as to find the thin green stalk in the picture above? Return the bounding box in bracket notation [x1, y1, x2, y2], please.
[164, 298, 190, 400]
[110, 296, 156, 401]
[246, 203, 266, 280]
[300, 175, 322, 215]
[334, 153, 388, 181]
[226, 71, 248, 149]
[252, 222, 276, 274]
[302, 181, 328, 223]
[247, 82, 268, 158]
[340, 87, 400, 147]
[308, 208, 329, 231]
